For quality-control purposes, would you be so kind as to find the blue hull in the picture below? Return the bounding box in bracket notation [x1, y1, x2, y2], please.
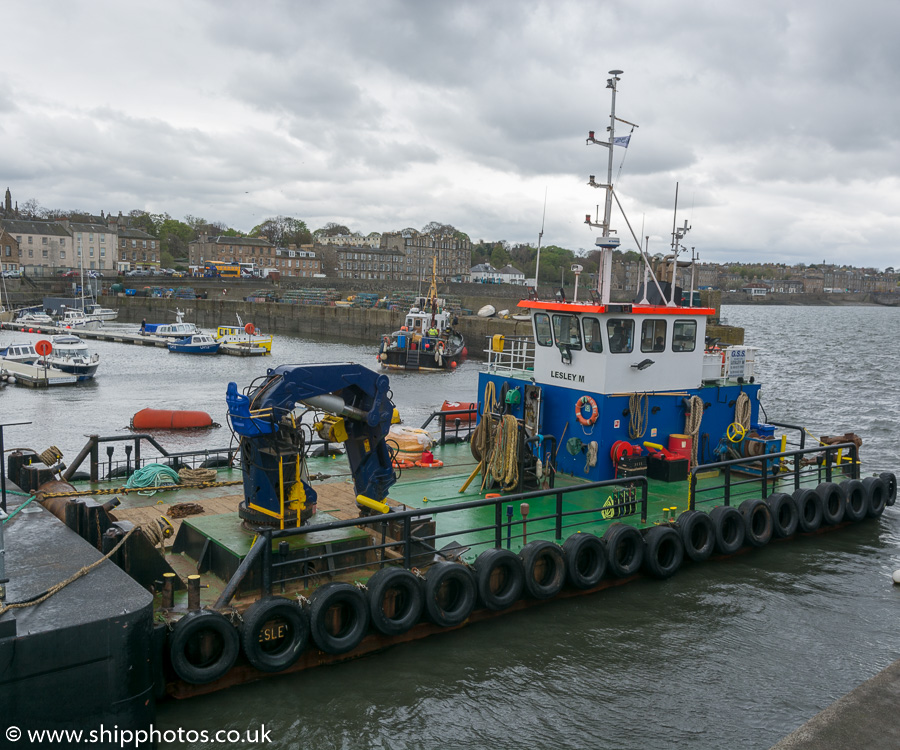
[167, 344, 219, 354]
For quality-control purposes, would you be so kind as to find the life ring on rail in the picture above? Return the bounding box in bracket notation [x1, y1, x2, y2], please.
[436, 341, 445, 355]
[726, 422, 746, 443]
[169, 610, 240, 684]
[576, 395, 599, 427]
[414, 459, 444, 468]
[240, 596, 309, 673]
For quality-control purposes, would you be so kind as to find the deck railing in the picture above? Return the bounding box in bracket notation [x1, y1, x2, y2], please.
[484, 334, 535, 374]
[214, 475, 649, 607]
[689, 441, 859, 510]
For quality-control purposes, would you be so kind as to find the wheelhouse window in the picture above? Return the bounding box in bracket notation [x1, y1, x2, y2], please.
[534, 313, 553, 347]
[640, 319, 667, 353]
[582, 316, 603, 353]
[673, 320, 697, 352]
[552, 314, 582, 350]
[606, 318, 634, 353]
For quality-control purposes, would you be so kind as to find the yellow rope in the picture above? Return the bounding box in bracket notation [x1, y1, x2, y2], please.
[735, 392, 751, 430]
[628, 393, 648, 439]
[685, 395, 704, 467]
[39, 479, 243, 499]
[488, 414, 520, 490]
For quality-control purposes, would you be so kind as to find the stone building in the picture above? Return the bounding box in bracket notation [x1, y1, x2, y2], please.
[0, 219, 72, 275]
[380, 229, 470, 283]
[1, 228, 19, 273]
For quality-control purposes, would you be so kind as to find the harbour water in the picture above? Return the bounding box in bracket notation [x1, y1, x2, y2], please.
[2, 305, 899, 749]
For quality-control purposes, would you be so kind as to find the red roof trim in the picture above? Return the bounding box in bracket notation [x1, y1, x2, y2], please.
[517, 300, 715, 316]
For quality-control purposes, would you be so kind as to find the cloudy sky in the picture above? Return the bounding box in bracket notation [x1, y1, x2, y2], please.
[3, 0, 899, 268]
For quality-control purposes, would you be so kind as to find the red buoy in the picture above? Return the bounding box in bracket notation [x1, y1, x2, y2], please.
[131, 408, 214, 430]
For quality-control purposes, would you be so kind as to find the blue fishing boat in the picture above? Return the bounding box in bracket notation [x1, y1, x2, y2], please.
[167, 333, 220, 354]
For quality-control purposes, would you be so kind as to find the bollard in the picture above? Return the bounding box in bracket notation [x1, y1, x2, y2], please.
[187, 574, 202, 611]
[161, 572, 176, 609]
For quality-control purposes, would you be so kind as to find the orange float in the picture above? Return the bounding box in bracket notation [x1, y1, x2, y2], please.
[440, 400, 477, 424]
[131, 408, 214, 430]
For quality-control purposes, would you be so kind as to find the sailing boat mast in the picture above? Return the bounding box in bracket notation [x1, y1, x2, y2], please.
[427, 254, 439, 327]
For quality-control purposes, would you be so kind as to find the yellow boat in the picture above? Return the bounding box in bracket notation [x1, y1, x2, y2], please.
[216, 317, 273, 353]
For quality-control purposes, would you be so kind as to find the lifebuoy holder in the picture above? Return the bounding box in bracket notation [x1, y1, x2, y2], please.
[576, 395, 599, 427]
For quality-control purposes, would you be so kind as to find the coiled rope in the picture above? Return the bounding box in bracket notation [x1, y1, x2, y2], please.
[685, 395, 704, 468]
[489, 414, 520, 491]
[125, 463, 181, 496]
[734, 392, 751, 430]
[628, 393, 648, 439]
[177, 467, 218, 486]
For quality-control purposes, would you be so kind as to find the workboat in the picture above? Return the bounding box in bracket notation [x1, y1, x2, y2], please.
[0, 341, 39, 364]
[167, 333, 220, 354]
[378, 256, 466, 371]
[43, 334, 100, 380]
[216, 314, 273, 352]
[143, 308, 199, 338]
[2, 70, 897, 736]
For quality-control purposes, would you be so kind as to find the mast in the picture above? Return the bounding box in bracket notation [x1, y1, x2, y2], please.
[586, 70, 625, 305]
[427, 254, 438, 327]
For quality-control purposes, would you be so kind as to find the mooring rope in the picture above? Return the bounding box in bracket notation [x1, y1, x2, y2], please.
[177, 467, 218, 486]
[685, 395, 704, 468]
[489, 414, 520, 491]
[628, 393, 648, 439]
[734, 392, 751, 430]
[0, 526, 138, 617]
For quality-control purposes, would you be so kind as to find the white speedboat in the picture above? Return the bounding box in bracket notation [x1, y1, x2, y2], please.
[44, 334, 100, 380]
[16, 312, 53, 325]
[143, 309, 199, 338]
[0, 341, 39, 364]
[84, 303, 118, 321]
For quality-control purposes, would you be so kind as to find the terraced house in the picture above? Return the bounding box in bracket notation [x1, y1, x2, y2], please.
[0, 219, 72, 275]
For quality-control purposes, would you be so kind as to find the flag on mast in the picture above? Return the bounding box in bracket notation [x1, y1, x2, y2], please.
[613, 135, 631, 148]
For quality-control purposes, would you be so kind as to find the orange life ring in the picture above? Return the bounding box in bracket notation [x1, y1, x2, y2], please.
[576, 395, 599, 427]
[414, 459, 444, 468]
[392, 459, 415, 469]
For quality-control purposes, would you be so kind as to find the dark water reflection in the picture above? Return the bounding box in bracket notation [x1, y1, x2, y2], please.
[3, 306, 898, 749]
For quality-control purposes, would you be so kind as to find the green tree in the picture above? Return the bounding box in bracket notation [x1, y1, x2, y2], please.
[252, 216, 312, 246]
[158, 218, 195, 259]
[315, 222, 350, 237]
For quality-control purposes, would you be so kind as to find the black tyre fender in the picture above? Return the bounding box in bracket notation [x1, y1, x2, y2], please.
[308, 582, 369, 655]
[366, 567, 424, 635]
[423, 562, 477, 627]
[169, 609, 239, 685]
[862, 476, 888, 518]
[739, 498, 773, 547]
[602, 523, 644, 578]
[841, 479, 869, 522]
[642, 525, 684, 579]
[676, 510, 715, 562]
[879, 472, 897, 506]
[709, 505, 745, 555]
[518, 540, 567, 599]
[473, 548, 525, 610]
[240, 596, 309, 673]
[562, 532, 607, 589]
[816, 482, 846, 526]
[766, 492, 799, 538]
[793, 488, 823, 533]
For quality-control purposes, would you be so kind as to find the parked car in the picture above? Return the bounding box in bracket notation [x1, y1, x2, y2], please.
[2, 270, 21, 278]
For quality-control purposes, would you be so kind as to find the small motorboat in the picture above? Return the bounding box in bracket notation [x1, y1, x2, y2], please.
[84, 303, 118, 321]
[144, 309, 199, 338]
[0, 342, 39, 364]
[216, 314, 273, 352]
[44, 334, 100, 380]
[16, 311, 53, 326]
[167, 333, 220, 354]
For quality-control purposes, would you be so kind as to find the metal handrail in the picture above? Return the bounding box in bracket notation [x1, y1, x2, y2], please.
[689, 441, 859, 510]
[214, 475, 649, 607]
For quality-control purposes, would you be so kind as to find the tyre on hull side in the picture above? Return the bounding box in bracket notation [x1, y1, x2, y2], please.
[816, 482, 845, 526]
[709, 505, 745, 555]
[169, 610, 240, 685]
[862, 476, 888, 518]
[309, 582, 369, 655]
[423, 562, 477, 627]
[642, 525, 684, 579]
[366, 567, 424, 635]
[793, 488, 823, 533]
[240, 596, 310, 673]
[562, 533, 607, 589]
[602, 523, 644, 578]
[474, 548, 525, 610]
[841, 479, 869, 522]
[518, 540, 567, 600]
[739, 498, 773, 547]
[676, 510, 716, 562]
[766, 492, 799, 538]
